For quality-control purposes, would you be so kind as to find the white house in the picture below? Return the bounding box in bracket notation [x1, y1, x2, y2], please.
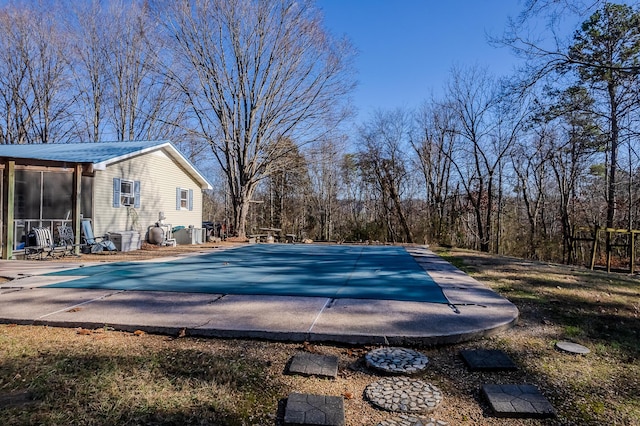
[0, 140, 213, 259]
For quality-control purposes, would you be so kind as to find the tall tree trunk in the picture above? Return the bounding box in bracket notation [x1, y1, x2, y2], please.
[234, 198, 251, 239]
[387, 174, 414, 243]
[606, 82, 618, 229]
[604, 83, 619, 269]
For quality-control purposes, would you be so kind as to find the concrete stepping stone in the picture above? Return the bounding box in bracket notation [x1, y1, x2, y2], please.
[377, 414, 448, 426]
[481, 384, 556, 418]
[365, 377, 442, 413]
[288, 352, 339, 378]
[555, 341, 590, 355]
[365, 347, 429, 374]
[284, 392, 344, 426]
[459, 349, 518, 371]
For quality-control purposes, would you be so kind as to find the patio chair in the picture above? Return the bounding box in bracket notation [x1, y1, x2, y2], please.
[81, 219, 117, 253]
[56, 224, 84, 256]
[25, 227, 61, 260]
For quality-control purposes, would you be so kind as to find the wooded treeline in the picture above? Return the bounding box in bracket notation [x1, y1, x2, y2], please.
[2, 0, 640, 265]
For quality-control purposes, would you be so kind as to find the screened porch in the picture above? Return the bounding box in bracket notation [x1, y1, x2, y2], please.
[9, 169, 92, 251]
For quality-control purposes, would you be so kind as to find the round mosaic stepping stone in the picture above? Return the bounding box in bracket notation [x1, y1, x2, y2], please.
[365, 377, 443, 413]
[556, 341, 590, 355]
[365, 347, 429, 374]
[377, 414, 448, 426]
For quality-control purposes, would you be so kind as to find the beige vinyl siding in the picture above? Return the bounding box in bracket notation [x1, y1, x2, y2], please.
[92, 148, 203, 237]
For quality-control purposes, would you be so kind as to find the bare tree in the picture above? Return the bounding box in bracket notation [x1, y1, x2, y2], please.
[66, 1, 110, 142]
[158, 0, 355, 238]
[339, 153, 372, 241]
[265, 137, 310, 234]
[358, 109, 415, 243]
[0, 7, 31, 145]
[510, 126, 551, 259]
[545, 86, 603, 260]
[25, 6, 72, 143]
[0, 4, 72, 144]
[106, 1, 184, 141]
[411, 102, 456, 244]
[444, 66, 523, 252]
[65, 0, 187, 143]
[306, 137, 344, 241]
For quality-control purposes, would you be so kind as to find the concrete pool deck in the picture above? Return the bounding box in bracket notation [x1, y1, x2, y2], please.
[0, 245, 519, 345]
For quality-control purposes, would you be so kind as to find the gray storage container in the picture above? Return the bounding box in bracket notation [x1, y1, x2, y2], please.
[108, 231, 141, 252]
[173, 227, 203, 245]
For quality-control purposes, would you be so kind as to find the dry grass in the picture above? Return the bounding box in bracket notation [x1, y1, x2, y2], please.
[437, 248, 640, 425]
[0, 244, 639, 425]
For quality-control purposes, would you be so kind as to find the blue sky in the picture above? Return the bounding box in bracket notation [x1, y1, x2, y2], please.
[319, 0, 525, 122]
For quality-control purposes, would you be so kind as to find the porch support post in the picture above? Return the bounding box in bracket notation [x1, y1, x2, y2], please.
[2, 161, 15, 260]
[72, 164, 82, 255]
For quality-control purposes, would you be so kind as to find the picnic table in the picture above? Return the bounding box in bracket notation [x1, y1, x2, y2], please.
[259, 227, 282, 243]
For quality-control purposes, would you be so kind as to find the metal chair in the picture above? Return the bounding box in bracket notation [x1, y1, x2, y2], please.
[56, 224, 84, 256]
[25, 227, 58, 259]
[81, 220, 117, 253]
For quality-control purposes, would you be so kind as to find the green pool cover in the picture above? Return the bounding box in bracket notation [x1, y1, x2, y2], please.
[44, 244, 449, 304]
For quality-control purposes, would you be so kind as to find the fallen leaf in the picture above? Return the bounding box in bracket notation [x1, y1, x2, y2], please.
[177, 328, 186, 338]
[133, 330, 146, 336]
[343, 391, 354, 399]
[345, 348, 366, 357]
[67, 307, 82, 313]
[76, 328, 92, 335]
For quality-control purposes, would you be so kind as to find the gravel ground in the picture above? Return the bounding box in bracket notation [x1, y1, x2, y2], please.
[268, 329, 564, 425]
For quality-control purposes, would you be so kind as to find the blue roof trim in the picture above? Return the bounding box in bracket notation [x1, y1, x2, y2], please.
[0, 141, 213, 190]
[0, 140, 166, 163]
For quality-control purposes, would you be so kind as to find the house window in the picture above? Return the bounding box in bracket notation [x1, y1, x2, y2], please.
[179, 189, 188, 209]
[176, 187, 193, 211]
[121, 180, 134, 206]
[113, 178, 140, 208]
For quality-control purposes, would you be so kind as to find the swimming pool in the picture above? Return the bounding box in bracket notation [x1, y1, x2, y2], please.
[44, 244, 449, 304]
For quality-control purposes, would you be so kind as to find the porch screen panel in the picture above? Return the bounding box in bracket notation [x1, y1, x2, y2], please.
[43, 172, 72, 219]
[82, 177, 93, 218]
[14, 170, 41, 219]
